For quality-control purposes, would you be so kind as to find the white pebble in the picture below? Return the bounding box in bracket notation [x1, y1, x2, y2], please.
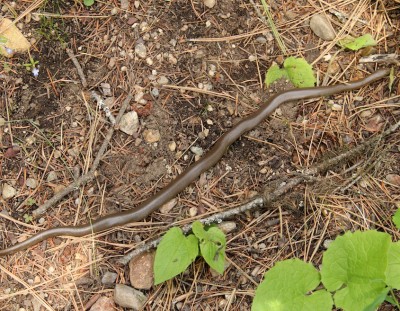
[157, 76, 169, 85]
[135, 42, 147, 59]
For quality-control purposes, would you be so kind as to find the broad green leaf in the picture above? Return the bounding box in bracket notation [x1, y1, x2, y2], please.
[252, 259, 333, 311]
[386, 241, 400, 289]
[283, 57, 316, 88]
[264, 57, 315, 88]
[192, 220, 207, 240]
[154, 228, 199, 284]
[192, 221, 226, 274]
[321, 230, 391, 311]
[338, 34, 376, 51]
[392, 208, 400, 230]
[84, 0, 95, 6]
[265, 63, 288, 87]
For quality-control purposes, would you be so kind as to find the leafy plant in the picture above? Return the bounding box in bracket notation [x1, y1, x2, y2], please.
[23, 214, 33, 223]
[252, 259, 333, 311]
[252, 230, 400, 311]
[392, 205, 400, 230]
[23, 55, 39, 72]
[26, 198, 37, 206]
[338, 34, 376, 51]
[154, 221, 227, 285]
[265, 57, 316, 88]
[83, 0, 95, 6]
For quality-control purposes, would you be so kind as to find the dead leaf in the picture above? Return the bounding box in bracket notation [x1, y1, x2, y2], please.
[386, 174, 400, 186]
[364, 114, 384, 132]
[4, 145, 20, 158]
[0, 18, 31, 57]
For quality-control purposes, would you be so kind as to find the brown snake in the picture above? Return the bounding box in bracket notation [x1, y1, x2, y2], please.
[0, 68, 389, 256]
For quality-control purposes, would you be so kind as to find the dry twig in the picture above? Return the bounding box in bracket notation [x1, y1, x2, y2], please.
[117, 118, 400, 265]
[32, 94, 133, 218]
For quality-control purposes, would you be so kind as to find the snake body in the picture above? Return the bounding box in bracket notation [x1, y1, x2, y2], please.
[0, 69, 389, 256]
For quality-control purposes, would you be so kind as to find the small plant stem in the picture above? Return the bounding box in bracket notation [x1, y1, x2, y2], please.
[390, 289, 400, 309]
[259, 0, 287, 55]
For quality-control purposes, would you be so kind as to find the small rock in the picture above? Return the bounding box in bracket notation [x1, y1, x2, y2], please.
[309, 14, 336, 41]
[190, 146, 204, 156]
[54, 150, 62, 158]
[101, 83, 112, 96]
[110, 7, 119, 15]
[119, 111, 139, 136]
[160, 198, 178, 214]
[194, 50, 205, 59]
[285, 10, 297, 20]
[386, 174, 400, 186]
[134, 1, 140, 9]
[255, 36, 267, 44]
[129, 251, 155, 289]
[189, 207, 198, 217]
[26, 135, 36, 145]
[135, 42, 147, 59]
[120, 0, 129, 10]
[90, 296, 115, 311]
[108, 57, 117, 69]
[248, 55, 257, 62]
[143, 129, 160, 143]
[168, 141, 176, 152]
[114, 284, 147, 309]
[0, 117, 5, 126]
[26, 178, 38, 189]
[157, 76, 169, 85]
[102, 272, 118, 285]
[359, 109, 373, 119]
[203, 0, 216, 8]
[217, 222, 237, 234]
[331, 103, 342, 111]
[151, 88, 159, 97]
[2, 184, 16, 199]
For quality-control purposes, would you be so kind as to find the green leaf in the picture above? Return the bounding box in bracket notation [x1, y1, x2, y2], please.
[26, 198, 36, 206]
[321, 230, 391, 311]
[0, 36, 7, 44]
[23, 214, 33, 223]
[264, 57, 315, 88]
[386, 241, 400, 289]
[192, 221, 226, 274]
[392, 208, 400, 230]
[192, 220, 207, 240]
[265, 63, 288, 87]
[154, 227, 199, 284]
[83, 0, 95, 6]
[283, 57, 316, 88]
[338, 34, 377, 51]
[252, 259, 333, 311]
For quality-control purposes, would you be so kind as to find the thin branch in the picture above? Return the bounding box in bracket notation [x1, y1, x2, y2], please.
[66, 48, 88, 88]
[116, 118, 400, 265]
[32, 94, 133, 218]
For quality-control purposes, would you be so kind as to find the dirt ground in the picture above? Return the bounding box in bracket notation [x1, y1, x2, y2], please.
[0, 0, 399, 310]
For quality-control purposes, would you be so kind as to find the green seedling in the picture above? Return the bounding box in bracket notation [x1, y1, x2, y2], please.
[154, 220, 227, 284]
[23, 214, 33, 223]
[84, 0, 95, 6]
[265, 56, 316, 88]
